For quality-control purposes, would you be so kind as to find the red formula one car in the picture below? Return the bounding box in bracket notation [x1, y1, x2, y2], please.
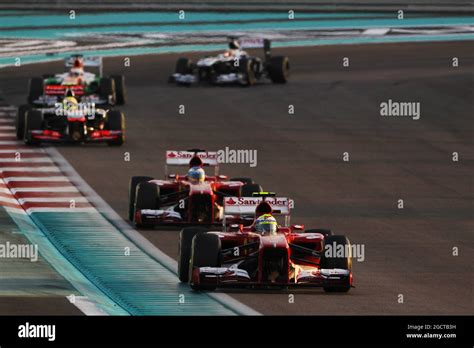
[178, 193, 353, 292]
[129, 149, 264, 227]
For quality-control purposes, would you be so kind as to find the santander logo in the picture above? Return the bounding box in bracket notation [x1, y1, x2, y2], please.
[226, 197, 287, 206]
[167, 151, 217, 159]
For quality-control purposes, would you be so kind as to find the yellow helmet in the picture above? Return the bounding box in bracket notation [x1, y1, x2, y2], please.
[63, 96, 78, 112]
[255, 214, 277, 235]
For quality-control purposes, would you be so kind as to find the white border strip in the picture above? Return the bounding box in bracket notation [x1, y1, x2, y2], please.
[71, 296, 108, 316]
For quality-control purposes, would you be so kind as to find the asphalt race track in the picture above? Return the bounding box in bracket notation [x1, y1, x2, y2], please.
[1, 41, 472, 315]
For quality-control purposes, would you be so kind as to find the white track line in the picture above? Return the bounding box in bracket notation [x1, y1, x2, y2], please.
[0, 141, 22, 145]
[4, 206, 27, 214]
[19, 197, 89, 203]
[0, 197, 19, 204]
[71, 296, 108, 316]
[3, 176, 69, 182]
[0, 149, 45, 153]
[25, 207, 96, 213]
[0, 158, 53, 163]
[0, 167, 60, 172]
[10, 187, 79, 193]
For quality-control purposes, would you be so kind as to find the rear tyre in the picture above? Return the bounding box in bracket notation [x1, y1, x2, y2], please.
[240, 183, 263, 197]
[128, 176, 154, 221]
[106, 110, 125, 146]
[305, 228, 333, 239]
[320, 235, 352, 293]
[110, 75, 126, 105]
[176, 58, 193, 74]
[178, 227, 208, 282]
[134, 182, 159, 227]
[27, 77, 43, 104]
[268, 56, 290, 83]
[24, 110, 43, 145]
[99, 77, 116, 105]
[189, 233, 221, 290]
[16, 105, 31, 140]
[230, 177, 255, 185]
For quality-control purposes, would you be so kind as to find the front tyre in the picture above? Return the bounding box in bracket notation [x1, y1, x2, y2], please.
[16, 105, 31, 140]
[178, 227, 208, 282]
[27, 77, 43, 104]
[24, 110, 43, 145]
[320, 235, 352, 293]
[189, 233, 221, 290]
[110, 75, 126, 105]
[239, 58, 257, 86]
[176, 57, 193, 74]
[99, 77, 116, 105]
[134, 182, 159, 227]
[106, 110, 125, 146]
[128, 176, 154, 221]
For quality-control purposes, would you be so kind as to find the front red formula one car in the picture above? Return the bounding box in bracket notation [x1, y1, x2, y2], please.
[178, 193, 353, 292]
[129, 149, 265, 227]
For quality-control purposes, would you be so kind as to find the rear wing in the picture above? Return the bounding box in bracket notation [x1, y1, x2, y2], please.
[64, 55, 103, 76]
[234, 37, 271, 60]
[223, 196, 293, 227]
[165, 150, 219, 177]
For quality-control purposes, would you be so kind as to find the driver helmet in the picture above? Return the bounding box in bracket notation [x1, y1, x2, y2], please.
[187, 166, 205, 184]
[255, 214, 278, 235]
[63, 96, 78, 112]
[228, 39, 240, 50]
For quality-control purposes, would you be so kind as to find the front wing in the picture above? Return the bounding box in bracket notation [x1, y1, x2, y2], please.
[28, 129, 123, 143]
[135, 209, 254, 226]
[135, 208, 222, 226]
[191, 266, 352, 288]
[170, 73, 245, 85]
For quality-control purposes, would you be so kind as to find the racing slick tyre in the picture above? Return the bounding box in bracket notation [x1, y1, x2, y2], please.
[239, 58, 257, 86]
[128, 176, 154, 221]
[320, 235, 352, 293]
[176, 58, 193, 74]
[240, 183, 263, 197]
[16, 105, 31, 140]
[27, 77, 43, 104]
[305, 228, 333, 239]
[230, 177, 255, 185]
[268, 56, 290, 84]
[111, 75, 127, 105]
[178, 227, 208, 282]
[99, 77, 116, 105]
[189, 233, 221, 290]
[24, 110, 43, 145]
[134, 182, 159, 227]
[106, 110, 125, 146]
